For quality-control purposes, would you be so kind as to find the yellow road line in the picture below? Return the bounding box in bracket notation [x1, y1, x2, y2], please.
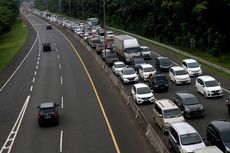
[56, 28, 121, 153]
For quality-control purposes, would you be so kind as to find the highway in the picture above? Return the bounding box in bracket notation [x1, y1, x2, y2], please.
[0, 14, 155, 153]
[46, 14, 230, 151]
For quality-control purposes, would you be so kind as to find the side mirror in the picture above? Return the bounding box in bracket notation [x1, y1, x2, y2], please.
[56, 104, 59, 107]
[159, 114, 163, 118]
[218, 82, 220, 85]
[151, 90, 153, 93]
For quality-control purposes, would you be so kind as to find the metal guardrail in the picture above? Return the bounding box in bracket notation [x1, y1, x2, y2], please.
[106, 26, 230, 74]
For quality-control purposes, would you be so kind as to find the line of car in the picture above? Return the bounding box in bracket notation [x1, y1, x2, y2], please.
[33, 10, 230, 153]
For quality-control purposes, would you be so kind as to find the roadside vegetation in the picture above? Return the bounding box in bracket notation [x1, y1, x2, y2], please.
[0, 21, 28, 70]
[35, 0, 230, 70]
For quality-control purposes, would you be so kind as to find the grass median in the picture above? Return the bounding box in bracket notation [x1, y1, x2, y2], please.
[0, 20, 28, 70]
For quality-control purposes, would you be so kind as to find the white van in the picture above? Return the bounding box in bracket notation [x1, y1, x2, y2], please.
[153, 99, 185, 134]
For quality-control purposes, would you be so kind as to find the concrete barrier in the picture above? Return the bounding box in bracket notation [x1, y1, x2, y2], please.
[40, 16, 170, 153]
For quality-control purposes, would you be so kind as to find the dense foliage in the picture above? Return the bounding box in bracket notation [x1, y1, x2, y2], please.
[0, 0, 19, 33]
[35, 0, 230, 55]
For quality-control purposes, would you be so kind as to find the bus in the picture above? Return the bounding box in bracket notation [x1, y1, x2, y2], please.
[87, 18, 99, 27]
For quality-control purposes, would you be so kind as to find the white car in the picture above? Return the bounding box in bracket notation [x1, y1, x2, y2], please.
[120, 67, 139, 84]
[131, 83, 155, 104]
[182, 59, 202, 76]
[195, 75, 223, 98]
[139, 64, 156, 81]
[83, 33, 90, 41]
[140, 46, 152, 59]
[169, 66, 191, 85]
[168, 122, 206, 153]
[106, 31, 114, 37]
[112, 62, 127, 75]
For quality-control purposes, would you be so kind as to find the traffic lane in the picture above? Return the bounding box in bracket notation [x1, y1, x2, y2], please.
[55, 28, 156, 152]
[10, 18, 63, 153]
[0, 37, 40, 148]
[137, 39, 230, 92]
[34, 20, 119, 153]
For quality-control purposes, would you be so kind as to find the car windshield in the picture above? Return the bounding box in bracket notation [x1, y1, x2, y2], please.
[183, 97, 200, 105]
[155, 76, 167, 82]
[220, 130, 230, 143]
[40, 108, 55, 114]
[180, 133, 202, 145]
[134, 59, 145, 64]
[125, 47, 140, 54]
[123, 69, 135, 75]
[136, 87, 151, 94]
[115, 63, 126, 68]
[163, 108, 182, 118]
[159, 58, 170, 66]
[175, 70, 187, 75]
[98, 44, 104, 47]
[204, 80, 219, 87]
[144, 67, 154, 72]
[108, 54, 117, 58]
[141, 48, 150, 52]
[187, 62, 199, 68]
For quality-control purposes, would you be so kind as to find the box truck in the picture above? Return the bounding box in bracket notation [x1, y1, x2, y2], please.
[114, 35, 141, 63]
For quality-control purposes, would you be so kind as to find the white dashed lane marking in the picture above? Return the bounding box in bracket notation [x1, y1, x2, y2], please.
[61, 97, 64, 108]
[60, 76, 63, 85]
[59, 64, 62, 70]
[32, 77, 35, 83]
[34, 71, 37, 76]
[30, 86, 33, 92]
[57, 55, 60, 59]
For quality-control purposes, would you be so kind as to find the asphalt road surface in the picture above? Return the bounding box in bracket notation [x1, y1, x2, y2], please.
[48, 15, 230, 151]
[0, 14, 155, 153]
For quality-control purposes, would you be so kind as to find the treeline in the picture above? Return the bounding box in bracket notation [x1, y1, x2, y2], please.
[0, 0, 19, 33]
[34, 0, 230, 55]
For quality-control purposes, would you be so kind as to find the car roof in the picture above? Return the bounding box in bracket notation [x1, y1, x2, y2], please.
[209, 120, 230, 133]
[197, 75, 215, 81]
[155, 99, 178, 110]
[171, 122, 198, 135]
[171, 66, 185, 71]
[124, 67, 134, 71]
[140, 64, 153, 68]
[134, 83, 148, 88]
[176, 91, 195, 99]
[114, 61, 124, 65]
[183, 59, 198, 63]
[40, 102, 55, 108]
[157, 56, 168, 60]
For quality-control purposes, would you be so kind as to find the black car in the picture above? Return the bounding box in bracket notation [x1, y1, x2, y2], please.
[131, 57, 146, 71]
[46, 25, 52, 30]
[37, 102, 59, 126]
[206, 120, 230, 153]
[148, 74, 168, 92]
[155, 56, 172, 72]
[173, 91, 204, 118]
[105, 52, 119, 67]
[42, 43, 51, 52]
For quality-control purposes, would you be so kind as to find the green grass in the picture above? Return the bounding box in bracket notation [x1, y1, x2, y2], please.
[0, 21, 28, 70]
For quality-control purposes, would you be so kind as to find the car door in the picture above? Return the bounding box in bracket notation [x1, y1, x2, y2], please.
[196, 79, 204, 93]
[169, 127, 181, 153]
[139, 66, 143, 79]
[131, 86, 136, 100]
[169, 69, 175, 82]
[182, 61, 187, 71]
[154, 104, 163, 128]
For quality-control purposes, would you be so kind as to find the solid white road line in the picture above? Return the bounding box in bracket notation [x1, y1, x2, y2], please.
[61, 97, 64, 108]
[0, 29, 39, 92]
[60, 130, 63, 152]
[59, 64, 62, 70]
[60, 77, 63, 85]
[0, 96, 30, 153]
